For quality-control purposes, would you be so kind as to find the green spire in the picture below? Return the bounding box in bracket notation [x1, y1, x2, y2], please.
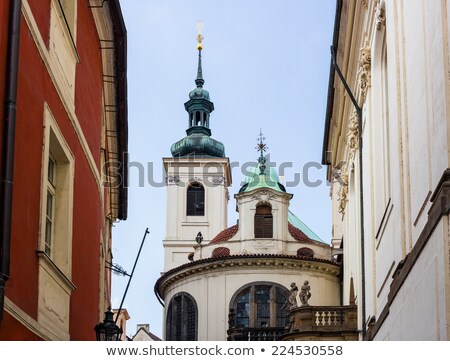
[170, 23, 225, 159]
[195, 50, 205, 88]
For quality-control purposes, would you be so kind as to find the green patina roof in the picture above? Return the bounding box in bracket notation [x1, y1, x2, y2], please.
[170, 48, 225, 158]
[288, 210, 323, 243]
[171, 131, 225, 158]
[239, 164, 286, 193]
[239, 163, 324, 244]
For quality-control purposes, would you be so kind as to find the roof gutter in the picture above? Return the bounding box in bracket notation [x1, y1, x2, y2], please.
[108, 0, 128, 220]
[0, 0, 22, 321]
[321, 0, 343, 166]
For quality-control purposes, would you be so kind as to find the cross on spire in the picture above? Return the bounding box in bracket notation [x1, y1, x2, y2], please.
[196, 21, 204, 50]
[256, 129, 268, 175]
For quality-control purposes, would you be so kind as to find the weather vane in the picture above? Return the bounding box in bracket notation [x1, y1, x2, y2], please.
[196, 21, 204, 51]
[256, 129, 268, 175]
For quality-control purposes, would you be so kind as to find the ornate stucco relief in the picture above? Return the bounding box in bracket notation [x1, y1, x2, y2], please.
[358, 44, 372, 103]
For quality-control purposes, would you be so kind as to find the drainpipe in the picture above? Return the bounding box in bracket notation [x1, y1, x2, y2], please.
[330, 46, 367, 339]
[0, 0, 22, 321]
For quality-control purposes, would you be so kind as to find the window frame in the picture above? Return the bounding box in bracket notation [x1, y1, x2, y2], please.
[186, 182, 205, 216]
[254, 204, 273, 238]
[38, 104, 75, 277]
[166, 292, 198, 341]
[230, 282, 289, 329]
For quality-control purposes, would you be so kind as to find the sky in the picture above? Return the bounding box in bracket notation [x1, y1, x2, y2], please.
[112, 0, 337, 339]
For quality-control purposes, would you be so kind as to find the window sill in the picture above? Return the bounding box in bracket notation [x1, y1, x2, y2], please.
[36, 250, 76, 292]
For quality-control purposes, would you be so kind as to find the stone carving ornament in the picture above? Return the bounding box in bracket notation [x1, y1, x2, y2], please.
[358, 44, 371, 102]
[375, 0, 386, 30]
[211, 176, 225, 185]
[347, 111, 359, 152]
[166, 175, 180, 184]
[338, 175, 348, 214]
[252, 189, 274, 204]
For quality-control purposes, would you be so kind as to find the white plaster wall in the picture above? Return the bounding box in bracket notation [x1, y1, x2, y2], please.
[164, 158, 230, 270]
[338, 0, 450, 336]
[374, 219, 447, 340]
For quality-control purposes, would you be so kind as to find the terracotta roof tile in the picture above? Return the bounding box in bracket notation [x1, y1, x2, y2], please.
[210, 224, 239, 244]
[288, 223, 314, 243]
[211, 247, 231, 258]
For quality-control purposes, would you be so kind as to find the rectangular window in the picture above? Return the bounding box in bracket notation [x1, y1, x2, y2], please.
[37, 104, 75, 339]
[45, 155, 56, 257]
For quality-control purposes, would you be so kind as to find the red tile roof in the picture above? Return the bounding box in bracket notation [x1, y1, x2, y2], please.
[210, 224, 239, 244]
[288, 223, 314, 243]
[212, 247, 231, 258]
[209, 223, 314, 244]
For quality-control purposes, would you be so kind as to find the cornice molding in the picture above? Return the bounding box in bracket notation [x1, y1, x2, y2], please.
[156, 255, 340, 298]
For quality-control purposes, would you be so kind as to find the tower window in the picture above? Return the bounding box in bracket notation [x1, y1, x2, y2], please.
[166, 293, 197, 341]
[254, 204, 273, 238]
[186, 183, 205, 216]
[195, 111, 201, 126]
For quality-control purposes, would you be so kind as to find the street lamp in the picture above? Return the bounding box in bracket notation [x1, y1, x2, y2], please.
[94, 307, 123, 341]
[195, 232, 203, 244]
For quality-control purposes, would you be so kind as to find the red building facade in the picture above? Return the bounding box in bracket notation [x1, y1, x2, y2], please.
[0, 0, 127, 340]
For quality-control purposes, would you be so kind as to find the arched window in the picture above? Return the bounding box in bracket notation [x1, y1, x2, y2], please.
[166, 293, 197, 341]
[186, 183, 204, 216]
[231, 282, 289, 328]
[254, 204, 272, 238]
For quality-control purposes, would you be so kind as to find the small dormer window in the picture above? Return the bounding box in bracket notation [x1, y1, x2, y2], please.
[254, 204, 273, 238]
[187, 183, 205, 216]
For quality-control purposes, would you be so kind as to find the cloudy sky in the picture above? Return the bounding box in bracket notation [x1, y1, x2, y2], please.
[112, 0, 336, 339]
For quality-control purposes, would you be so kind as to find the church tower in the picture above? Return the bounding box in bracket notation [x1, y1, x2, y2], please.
[163, 25, 232, 271]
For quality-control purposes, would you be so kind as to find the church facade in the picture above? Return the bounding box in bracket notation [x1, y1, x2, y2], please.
[323, 0, 450, 340]
[155, 34, 357, 341]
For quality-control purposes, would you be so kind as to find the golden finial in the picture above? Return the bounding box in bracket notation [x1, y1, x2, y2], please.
[196, 21, 204, 51]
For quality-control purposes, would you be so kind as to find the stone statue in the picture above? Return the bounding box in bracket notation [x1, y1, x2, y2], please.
[299, 280, 311, 306]
[283, 282, 298, 311]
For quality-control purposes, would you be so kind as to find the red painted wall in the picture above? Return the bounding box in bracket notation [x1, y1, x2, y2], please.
[1, 0, 109, 340]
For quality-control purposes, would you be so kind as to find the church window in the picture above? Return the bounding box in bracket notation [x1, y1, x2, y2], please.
[187, 183, 205, 216]
[254, 204, 272, 238]
[230, 283, 289, 329]
[166, 293, 197, 341]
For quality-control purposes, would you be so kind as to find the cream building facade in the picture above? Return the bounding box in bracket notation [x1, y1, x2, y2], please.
[323, 0, 450, 340]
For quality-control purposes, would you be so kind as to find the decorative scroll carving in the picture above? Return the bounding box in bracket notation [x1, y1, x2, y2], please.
[189, 177, 202, 183]
[166, 175, 180, 184]
[252, 189, 274, 203]
[376, 1, 386, 30]
[347, 110, 359, 154]
[211, 176, 225, 185]
[358, 44, 371, 102]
